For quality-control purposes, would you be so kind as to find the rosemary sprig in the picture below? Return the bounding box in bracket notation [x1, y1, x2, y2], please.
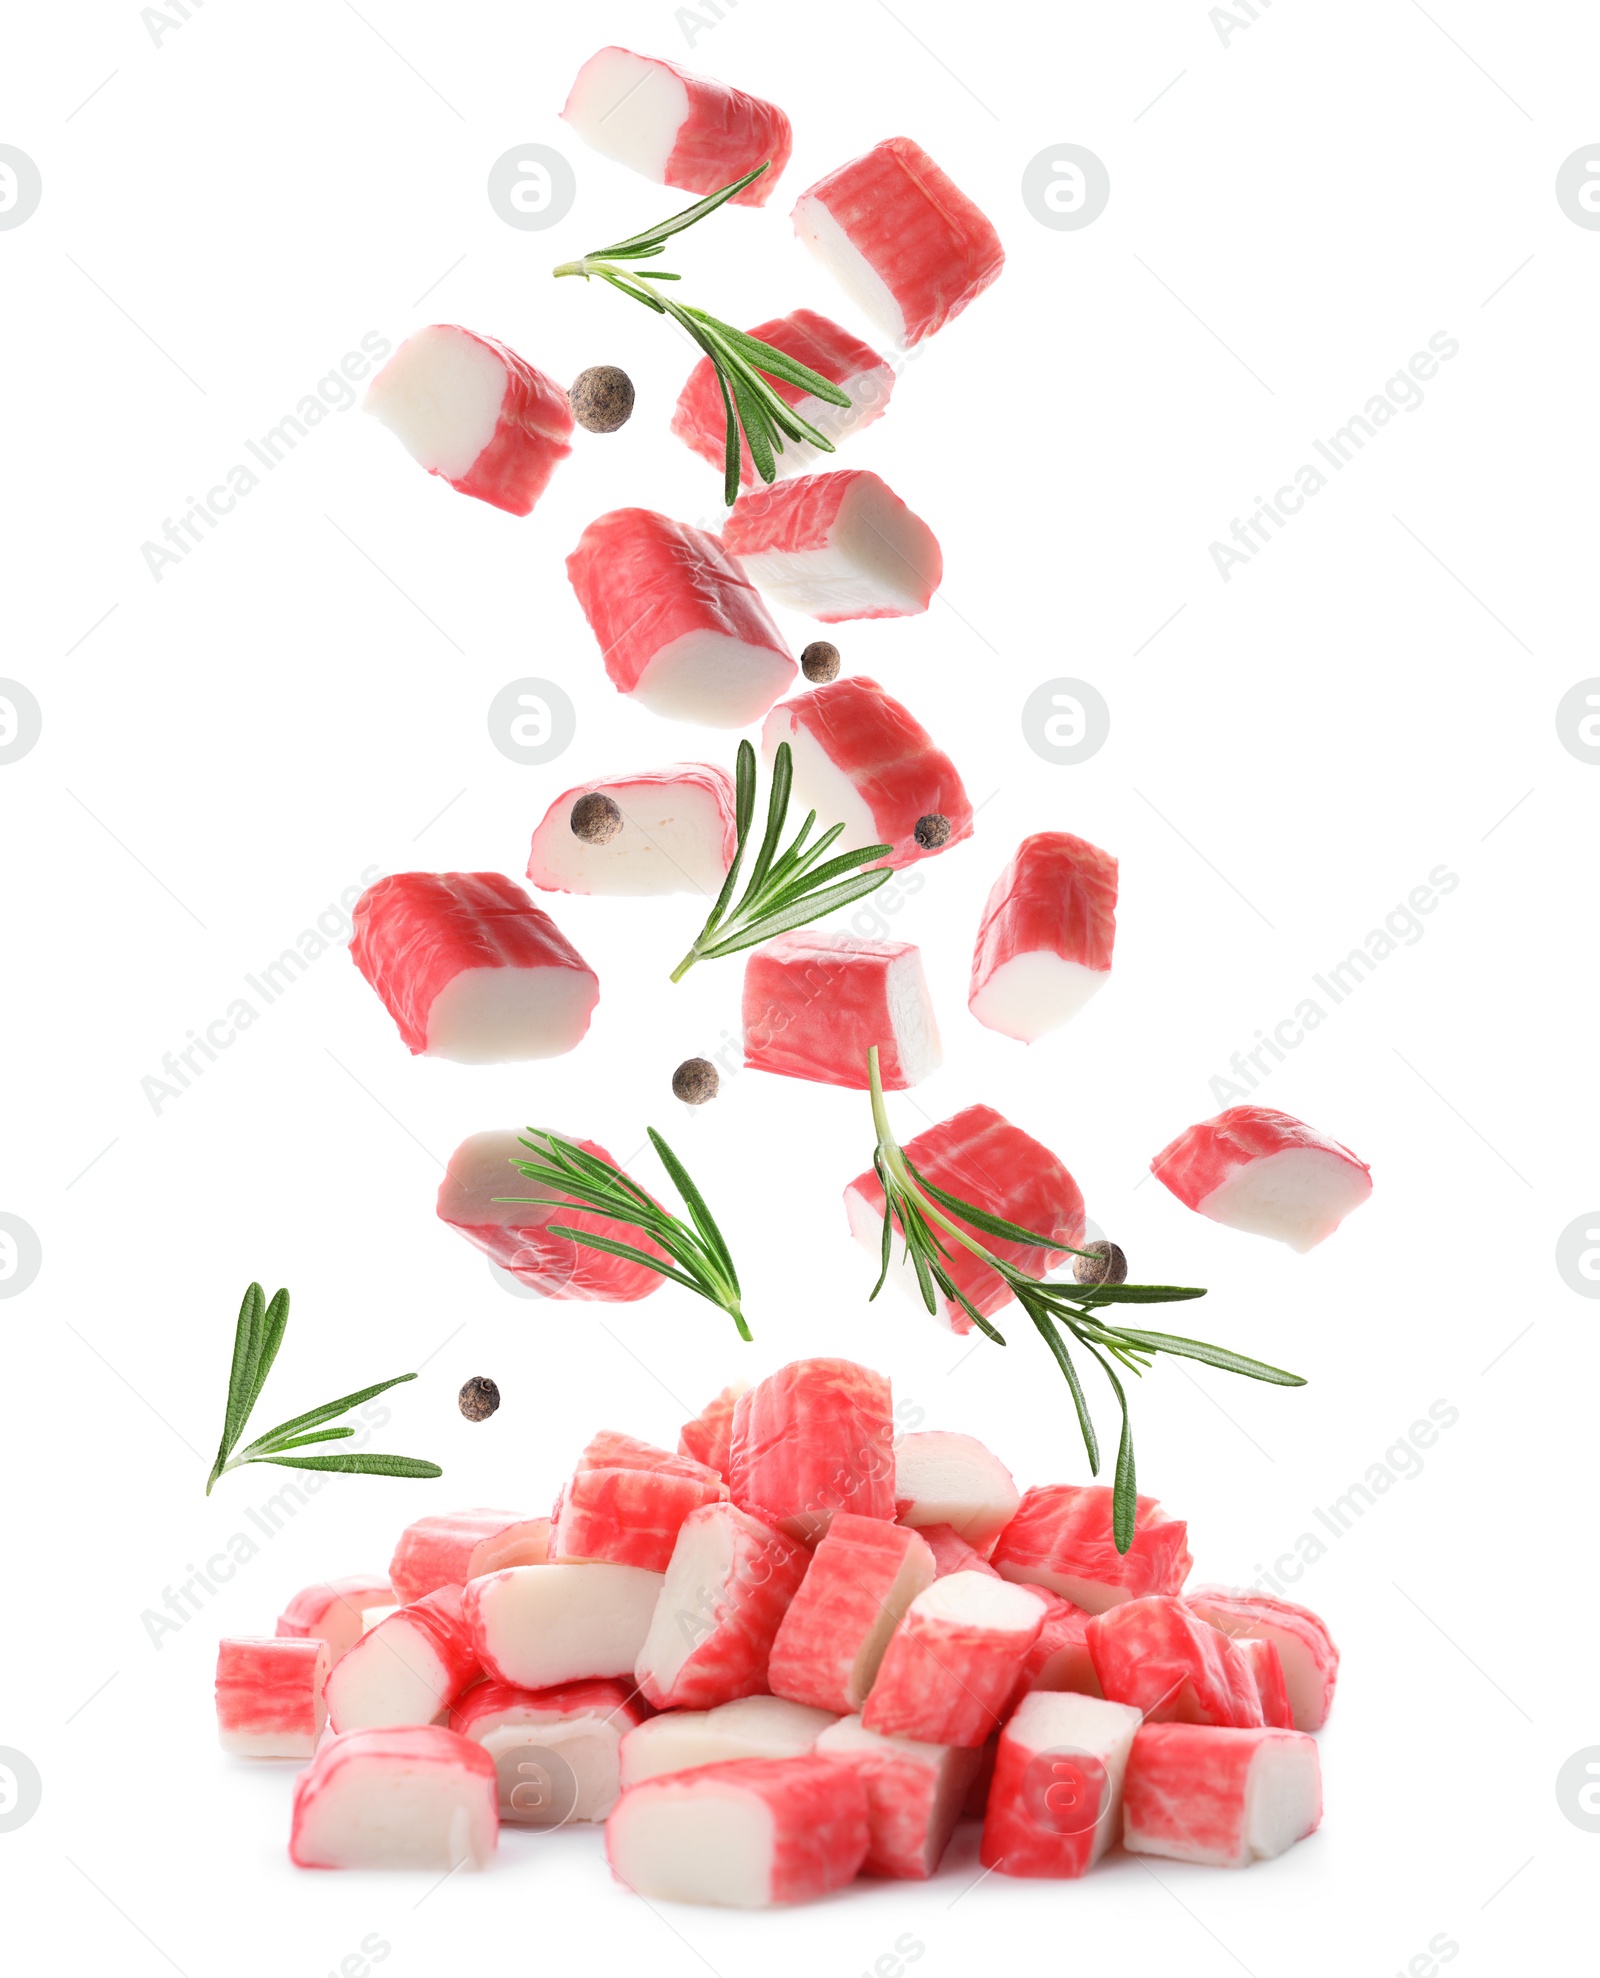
[672, 739, 892, 981]
[502, 1129, 749, 1340]
[553, 164, 853, 505]
[206, 1282, 440, 1494]
[863, 1051, 1305, 1552]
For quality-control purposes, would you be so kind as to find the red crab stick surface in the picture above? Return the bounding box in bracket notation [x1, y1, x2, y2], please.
[1185, 1587, 1340, 1731]
[553, 1439, 729, 1573]
[562, 48, 791, 205]
[290, 1726, 497, 1871]
[742, 931, 941, 1091]
[275, 1576, 395, 1661]
[606, 1755, 869, 1907]
[363, 326, 573, 516]
[843, 1105, 1085, 1333]
[1086, 1596, 1264, 1728]
[721, 471, 942, 623]
[567, 508, 795, 728]
[1122, 1724, 1323, 1868]
[969, 833, 1119, 1043]
[388, 1510, 551, 1607]
[672, 308, 894, 485]
[215, 1638, 330, 1757]
[791, 137, 1004, 347]
[728, 1357, 896, 1541]
[990, 1484, 1192, 1614]
[815, 1716, 982, 1879]
[436, 1129, 666, 1301]
[323, 1586, 481, 1733]
[979, 1692, 1143, 1879]
[677, 1379, 750, 1481]
[861, 1571, 1046, 1747]
[1151, 1104, 1373, 1251]
[526, 764, 737, 898]
[767, 1515, 936, 1714]
[349, 872, 598, 1063]
[762, 677, 971, 869]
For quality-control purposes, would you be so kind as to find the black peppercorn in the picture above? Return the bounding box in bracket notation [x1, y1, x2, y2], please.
[1073, 1240, 1128, 1287]
[568, 365, 635, 434]
[571, 792, 623, 844]
[913, 812, 951, 850]
[672, 1057, 720, 1105]
[801, 641, 841, 683]
[458, 1375, 500, 1421]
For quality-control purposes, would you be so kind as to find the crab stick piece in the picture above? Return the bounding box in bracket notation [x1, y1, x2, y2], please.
[969, 833, 1119, 1043]
[861, 1571, 1046, 1747]
[289, 1725, 497, 1871]
[562, 48, 791, 205]
[1122, 1723, 1323, 1868]
[526, 764, 737, 898]
[815, 1716, 982, 1879]
[742, 931, 940, 1091]
[767, 1514, 936, 1714]
[1086, 1596, 1264, 1728]
[275, 1576, 395, 1661]
[619, 1696, 838, 1789]
[1184, 1587, 1340, 1731]
[728, 1357, 896, 1542]
[1151, 1105, 1372, 1251]
[216, 1638, 330, 1758]
[452, 1677, 649, 1826]
[324, 1586, 481, 1733]
[991, 1484, 1192, 1614]
[722, 471, 941, 623]
[979, 1692, 1143, 1879]
[894, 1430, 1021, 1555]
[388, 1511, 551, 1607]
[464, 1564, 664, 1689]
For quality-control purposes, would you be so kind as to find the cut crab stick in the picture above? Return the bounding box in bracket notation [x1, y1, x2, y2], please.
[289, 1725, 497, 1871]
[791, 136, 1004, 348]
[635, 1503, 809, 1710]
[894, 1430, 1021, 1555]
[216, 1638, 330, 1758]
[677, 1380, 751, 1481]
[1019, 1592, 1101, 1698]
[1239, 1637, 1294, 1730]
[567, 508, 795, 728]
[1087, 1596, 1264, 1728]
[1185, 1587, 1340, 1732]
[436, 1129, 665, 1301]
[526, 764, 736, 898]
[919, 1523, 1001, 1580]
[562, 48, 791, 206]
[324, 1586, 481, 1733]
[389, 1510, 550, 1607]
[606, 1755, 869, 1907]
[673, 308, 894, 486]
[969, 833, 1119, 1043]
[465, 1564, 664, 1689]
[861, 1572, 1045, 1747]
[991, 1484, 1192, 1614]
[767, 1514, 936, 1714]
[1151, 1105, 1372, 1251]
[554, 1453, 729, 1574]
[364, 325, 573, 516]
[728, 1358, 896, 1542]
[620, 1696, 838, 1789]
[275, 1576, 395, 1661]
[844, 1106, 1085, 1333]
[576, 1431, 727, 1485]
[452, 1677, 648, 1826]
[979, 1692, 1143, 1879]
[1122, 1723, 1323, 1868]
[762, 676, 971, 869]
[742, 931, 940, 1091]
[816, 1716, 981, 1879]
[721, 471, 942, 623]
[349, 872, 598, 1063]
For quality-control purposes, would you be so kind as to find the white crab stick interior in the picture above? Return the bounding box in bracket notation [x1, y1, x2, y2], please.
[290, 1727, 497, 1871]
[563, 49, 689, 180]
[894, 1430, 1021, 1555]
[364, 325, 505, 480]
[526, 767, 735, 898]
[1199, 1149, 1371, 1251]
[972, 950, 1108, 1041]
[722, 474, 941, 623]
[620, 1696, 838, 1787]
[768, 718, 881, 854]
[612, 1784, 774, 1905]
[424, 964, 595, 1064]
[466, 1564, 664, 1688]
[792, 198, 907, 347]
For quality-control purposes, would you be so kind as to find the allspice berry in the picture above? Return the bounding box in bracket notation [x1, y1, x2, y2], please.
[458, 1375, 500, 1422]
[801, 640, 841, 683]
[571, 792, 623, 844]
[913, 812, 952, 850]
[672, 1057, 720, 1105]
[569, 365, 635, 433]
[1073, 1240, 1128, 1287]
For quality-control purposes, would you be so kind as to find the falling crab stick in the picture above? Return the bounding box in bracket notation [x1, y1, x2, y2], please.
[742, 931, 940, 1091]
[843, 1105, 1085, 1333]
[672, 308, 894, 486]
[1122, 1724, 1323, 1868]
[349, 872, 599, 1063]
[464, 1564, 665, 1689]
[1150, 1104, 1372, 1251]
[634, 1501, 809, 1710]
[436, 1129, 665, 1302]
[861, 1571, 1046, 1747]
[767, 1514, 936, 1714]
[388, 1510, 551, 1608]
[677, 1380, 751, 1481]
[567, 508, 796, 729]
[562, 48, 791, 206]
[761, 676, 971, 869]
[1086, 1596, 1264, 1728]
[721, 471, 942, 623]
[791, 136, 1004, 348]
[1239, 1637, 1295, 1729]
[216, 1638, 330, 1758]
[990, 1484, 1192, 1615]
[893, 1430, 1021, 1555]
[526, 764, 737, 898]
[979, 1692, 1143, 1879]
[728, 1357, 896, 1542]
[553, 1452, 729, 1573]
[1185, 1587, 1340, 1731]
[275, 1575, 396, 1661]
[323, 1586, 481, 1734]
[452, 1677, 649, 1825]
[815, 1716, 982, 1880]
[290, 1725, 498, 1871]
[619, 1696, 839, 1789]
[969, 833, 1119, 1044]
[363, 325, 573, 516]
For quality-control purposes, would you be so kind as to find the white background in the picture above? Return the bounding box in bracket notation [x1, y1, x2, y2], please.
[2, 2, 1596, 1972]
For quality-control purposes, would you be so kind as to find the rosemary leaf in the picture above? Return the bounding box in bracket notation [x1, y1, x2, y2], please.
[241, 1372, 420, 1454]
[247, 1453, 444, 1480]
